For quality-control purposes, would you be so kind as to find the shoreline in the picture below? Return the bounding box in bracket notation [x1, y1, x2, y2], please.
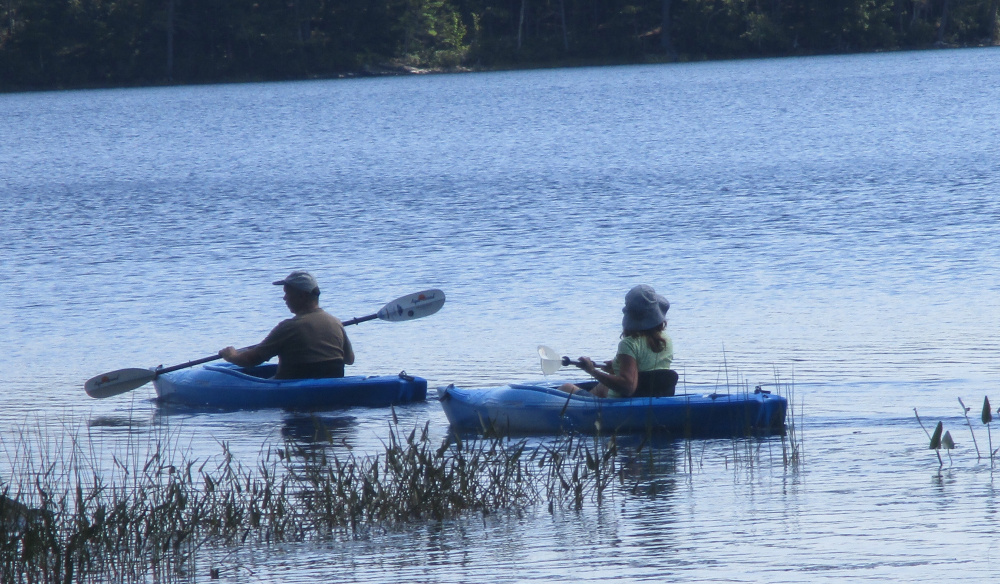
[3, 43, 996, 95]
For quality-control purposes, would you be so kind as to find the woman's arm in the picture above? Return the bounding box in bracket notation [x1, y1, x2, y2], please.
[577, 355, 639, 397]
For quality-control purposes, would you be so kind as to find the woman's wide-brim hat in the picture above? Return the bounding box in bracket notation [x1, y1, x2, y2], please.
[622, 285, 669, 331]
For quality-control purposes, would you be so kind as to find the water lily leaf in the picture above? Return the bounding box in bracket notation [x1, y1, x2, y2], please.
[983, 396, 993, 425]
[929, 421, 943, 449]
[941, 431, 955, 450]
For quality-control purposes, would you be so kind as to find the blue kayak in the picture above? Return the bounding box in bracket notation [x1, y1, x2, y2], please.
[437, 380, 787, 436]
[153, 363, 427, 410]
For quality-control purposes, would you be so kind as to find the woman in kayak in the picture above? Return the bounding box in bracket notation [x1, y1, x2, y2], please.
[559, 284, 676, 398]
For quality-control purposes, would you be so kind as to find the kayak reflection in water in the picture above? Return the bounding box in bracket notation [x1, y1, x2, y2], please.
[559, 284, 677, 398]
[219, 271, 355, 380]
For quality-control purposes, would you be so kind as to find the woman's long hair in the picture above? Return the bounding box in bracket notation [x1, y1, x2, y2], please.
[622, 321, 667, 352]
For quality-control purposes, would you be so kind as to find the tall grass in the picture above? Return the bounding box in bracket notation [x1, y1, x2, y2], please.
[694, 362, 802, 476]
[0, 417, 625, 582]
[1, 403, 798, 583]
[775, 367, 803, 470]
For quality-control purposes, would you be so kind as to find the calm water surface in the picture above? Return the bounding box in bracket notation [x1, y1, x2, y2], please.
[2, 47, 1000, 582]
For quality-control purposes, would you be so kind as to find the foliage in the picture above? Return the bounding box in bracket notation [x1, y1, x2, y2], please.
[0, 0, 998, 90]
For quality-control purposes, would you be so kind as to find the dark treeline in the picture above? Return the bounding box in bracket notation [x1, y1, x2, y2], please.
[1, 0, 998, 91]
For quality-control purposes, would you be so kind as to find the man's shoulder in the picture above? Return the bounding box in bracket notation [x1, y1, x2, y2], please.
[268, 315, 300, 334]
[299, 308, 344, 326]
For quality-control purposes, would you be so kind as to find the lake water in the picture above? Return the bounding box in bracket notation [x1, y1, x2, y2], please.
[3, 47, 1000, 582]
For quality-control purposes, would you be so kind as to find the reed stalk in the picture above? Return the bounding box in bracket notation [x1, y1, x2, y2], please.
[957, 397, 981, 460]
[776, 367, 802, 470]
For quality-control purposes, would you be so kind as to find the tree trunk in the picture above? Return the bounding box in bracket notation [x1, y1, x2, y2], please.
[991, 0, 1000, 45]
[166, 0, 175, 81]
[560, 0, 568, 51]
[910, 0, 923, 28]
[661, 0, 677, 60]
[937, 0, 950, 43]
[293, 0, 305, 66]
[294, 0, 304, 47]
[517, 0, 526, 50]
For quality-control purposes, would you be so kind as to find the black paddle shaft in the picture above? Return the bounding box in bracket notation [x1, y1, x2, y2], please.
[156, 354, 226, 376]
[562, 356, 613, 371]
[342, 313, 378, 326]
[155, 344, 259, 375]
[155, 314, 376, 375]
[157, 313, 378, 375]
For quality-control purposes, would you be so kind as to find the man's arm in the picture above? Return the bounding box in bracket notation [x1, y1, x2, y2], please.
[343, 334, 355, 365]
[219, 345, 268, 368]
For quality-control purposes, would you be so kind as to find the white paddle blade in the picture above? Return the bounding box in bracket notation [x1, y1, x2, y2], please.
[377, 289, 445, 322]
[538, 345, 564, 375]
[84, 368, 156, 398]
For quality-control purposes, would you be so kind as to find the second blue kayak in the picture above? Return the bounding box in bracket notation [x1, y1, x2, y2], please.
[437, 380, 787, 436]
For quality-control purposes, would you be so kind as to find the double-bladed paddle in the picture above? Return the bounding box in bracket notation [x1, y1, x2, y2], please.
[84, 289, 446, 399]
[538, 345, 601, 375]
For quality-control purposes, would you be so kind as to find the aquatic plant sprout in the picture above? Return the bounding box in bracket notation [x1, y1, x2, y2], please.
[983, 396, 994, 468]
[915, 395, 1000, 472]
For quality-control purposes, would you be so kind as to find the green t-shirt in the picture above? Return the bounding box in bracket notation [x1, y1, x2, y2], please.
[607, 334, 673, 398]
[613, 334, 673, 375]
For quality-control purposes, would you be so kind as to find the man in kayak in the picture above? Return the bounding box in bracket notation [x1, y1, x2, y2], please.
[559, 284, 676, 398]
[219, 271, 355, 379]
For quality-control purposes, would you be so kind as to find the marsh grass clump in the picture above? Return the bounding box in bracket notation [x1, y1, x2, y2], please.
[0, 417, 628, 582]
[532, 433, 621, 509]
[289, 421, 539, 531]
[0, 423, 300, 583]
[290, 420, 626, 529]
[0, 393, 800, 583]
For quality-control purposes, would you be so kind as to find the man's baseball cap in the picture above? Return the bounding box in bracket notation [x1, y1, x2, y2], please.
[273, 271, 320, 295]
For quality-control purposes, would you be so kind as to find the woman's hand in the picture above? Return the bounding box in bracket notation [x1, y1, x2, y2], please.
[587, 355, 638, 396]
[575, 357, 598, 375]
